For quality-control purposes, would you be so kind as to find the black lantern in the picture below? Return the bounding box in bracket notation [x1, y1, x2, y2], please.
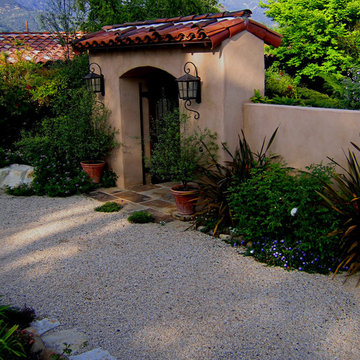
[84, 63, 105, 96]
[176, 62, 201, 119]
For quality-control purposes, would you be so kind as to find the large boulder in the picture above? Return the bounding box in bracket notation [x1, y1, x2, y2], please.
[0, 167, 10, 185]
[0, 164, 34, 189]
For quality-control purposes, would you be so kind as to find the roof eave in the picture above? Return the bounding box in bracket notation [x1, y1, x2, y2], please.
[74, 40, 212, 53]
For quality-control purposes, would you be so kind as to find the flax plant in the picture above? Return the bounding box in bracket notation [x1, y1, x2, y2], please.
[318, 142, 360, 284]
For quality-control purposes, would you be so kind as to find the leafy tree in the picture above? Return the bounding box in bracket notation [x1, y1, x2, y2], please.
[261, 0, 360, 83]
[39, 0, 84, 59]
[0, 48, 56, 148]
[77, 0, 221, 32]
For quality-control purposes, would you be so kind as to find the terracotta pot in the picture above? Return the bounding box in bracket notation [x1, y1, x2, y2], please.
[170, 184, 199, 215]
[80, 160, 105, 183]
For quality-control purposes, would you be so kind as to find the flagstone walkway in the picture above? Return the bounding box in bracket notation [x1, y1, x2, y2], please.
[87, 182, 178, 223]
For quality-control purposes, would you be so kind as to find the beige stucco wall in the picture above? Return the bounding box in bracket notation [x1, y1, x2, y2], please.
[243, 103, 360, 169]
[90, 32, 265, 187]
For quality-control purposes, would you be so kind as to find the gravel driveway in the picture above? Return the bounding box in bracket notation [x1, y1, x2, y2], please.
[1, 193, 359, 360]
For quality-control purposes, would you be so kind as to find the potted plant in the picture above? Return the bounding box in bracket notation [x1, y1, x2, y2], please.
[150, 110, 217, 215]
[79, 100, 118, 183]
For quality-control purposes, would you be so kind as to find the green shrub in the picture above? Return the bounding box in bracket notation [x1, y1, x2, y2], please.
[195, 128, 278, 235]
[0, 53, 116, 197]
[150, 110, 217, 190]
[271, 95, 304, 106]
[297, 87, 343, 109]
[16, 89, 117, 197]
[0, 148, 10, 168]
[265, 67, 297, 98]
[2, 304, 35, 330]
[101, 169, 118, 188]
[228, 163, 342, 273]
[5, 185, 35, 196]
[0, 50, 89, 149]
[128, 211, 155, 224]
[318, 142, 360, 282]
[257, 68, 345, 109]
[16, 139, 96, 197]
[0, 52, 46, 149]
[94, 202, 123, 212]
[0, 148, 28, 168]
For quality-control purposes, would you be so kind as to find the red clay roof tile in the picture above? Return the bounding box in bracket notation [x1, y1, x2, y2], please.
[0, 32, 79, 63]
[72, 10, 282, 52]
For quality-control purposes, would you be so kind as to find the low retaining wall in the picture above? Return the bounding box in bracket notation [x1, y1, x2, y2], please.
[243, 103, 360, 170]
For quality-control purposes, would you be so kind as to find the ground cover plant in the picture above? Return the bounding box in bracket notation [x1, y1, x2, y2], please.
[228, 163, 342, 274]
[4, 185, 35, 197]
[94, 202, 123, 212]
[128, 211, 154, 224]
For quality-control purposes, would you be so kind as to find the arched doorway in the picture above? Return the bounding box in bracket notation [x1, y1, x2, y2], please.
[120, 67, 179, 186]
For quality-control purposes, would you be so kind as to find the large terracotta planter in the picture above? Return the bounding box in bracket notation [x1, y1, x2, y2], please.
[80, 160, 105, 183]
[170, 184, 199, 215]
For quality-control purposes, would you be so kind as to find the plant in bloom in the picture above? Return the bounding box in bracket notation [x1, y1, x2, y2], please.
[245, 237, 342, 274]
[229, 163, 342, 274]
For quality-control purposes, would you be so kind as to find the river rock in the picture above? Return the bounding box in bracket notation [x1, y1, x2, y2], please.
[30, 318, 60, 335]
[41, 329, 88, 354]
[69, 348, 116, 360]
[0, 164, 34, 189]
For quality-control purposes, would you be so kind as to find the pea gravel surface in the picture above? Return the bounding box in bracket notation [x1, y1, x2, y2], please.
[1, 193, 360, 360]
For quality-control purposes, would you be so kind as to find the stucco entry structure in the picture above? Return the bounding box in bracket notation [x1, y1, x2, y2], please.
[73, 10, 281, 188]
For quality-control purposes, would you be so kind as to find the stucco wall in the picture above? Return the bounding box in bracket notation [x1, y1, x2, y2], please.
[243, 103, 360, 169]
[89, 32, 265, 187]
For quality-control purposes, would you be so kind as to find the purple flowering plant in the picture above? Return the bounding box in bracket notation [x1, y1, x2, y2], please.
[229, 162, 343, 274]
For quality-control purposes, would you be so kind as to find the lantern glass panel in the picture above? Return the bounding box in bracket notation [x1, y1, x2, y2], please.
[94, 77, 101, 92]
[189, 81, 197, 98]
[178, 81, 185, 99]
[85, 78, 92, 92]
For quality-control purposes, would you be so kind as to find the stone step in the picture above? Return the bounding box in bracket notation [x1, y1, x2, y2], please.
[27, 318, 116, 360]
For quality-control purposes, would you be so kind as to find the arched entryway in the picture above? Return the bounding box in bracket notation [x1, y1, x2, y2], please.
[119, 67, 179, 186]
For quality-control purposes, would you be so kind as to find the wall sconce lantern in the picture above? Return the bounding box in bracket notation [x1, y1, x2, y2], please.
[84, 63, 105, 96]
[176, 62, 201, 119]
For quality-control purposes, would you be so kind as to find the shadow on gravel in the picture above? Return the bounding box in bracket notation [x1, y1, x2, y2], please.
[1, 194, 360, 360]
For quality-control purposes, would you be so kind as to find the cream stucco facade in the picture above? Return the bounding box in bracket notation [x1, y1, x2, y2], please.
[89, 31, 265, 188]
[243, 103, 360, 170]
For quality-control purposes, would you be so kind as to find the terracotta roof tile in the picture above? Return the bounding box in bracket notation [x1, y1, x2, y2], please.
[0, 32, 80, 63]
[72, 9, 282, 52]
